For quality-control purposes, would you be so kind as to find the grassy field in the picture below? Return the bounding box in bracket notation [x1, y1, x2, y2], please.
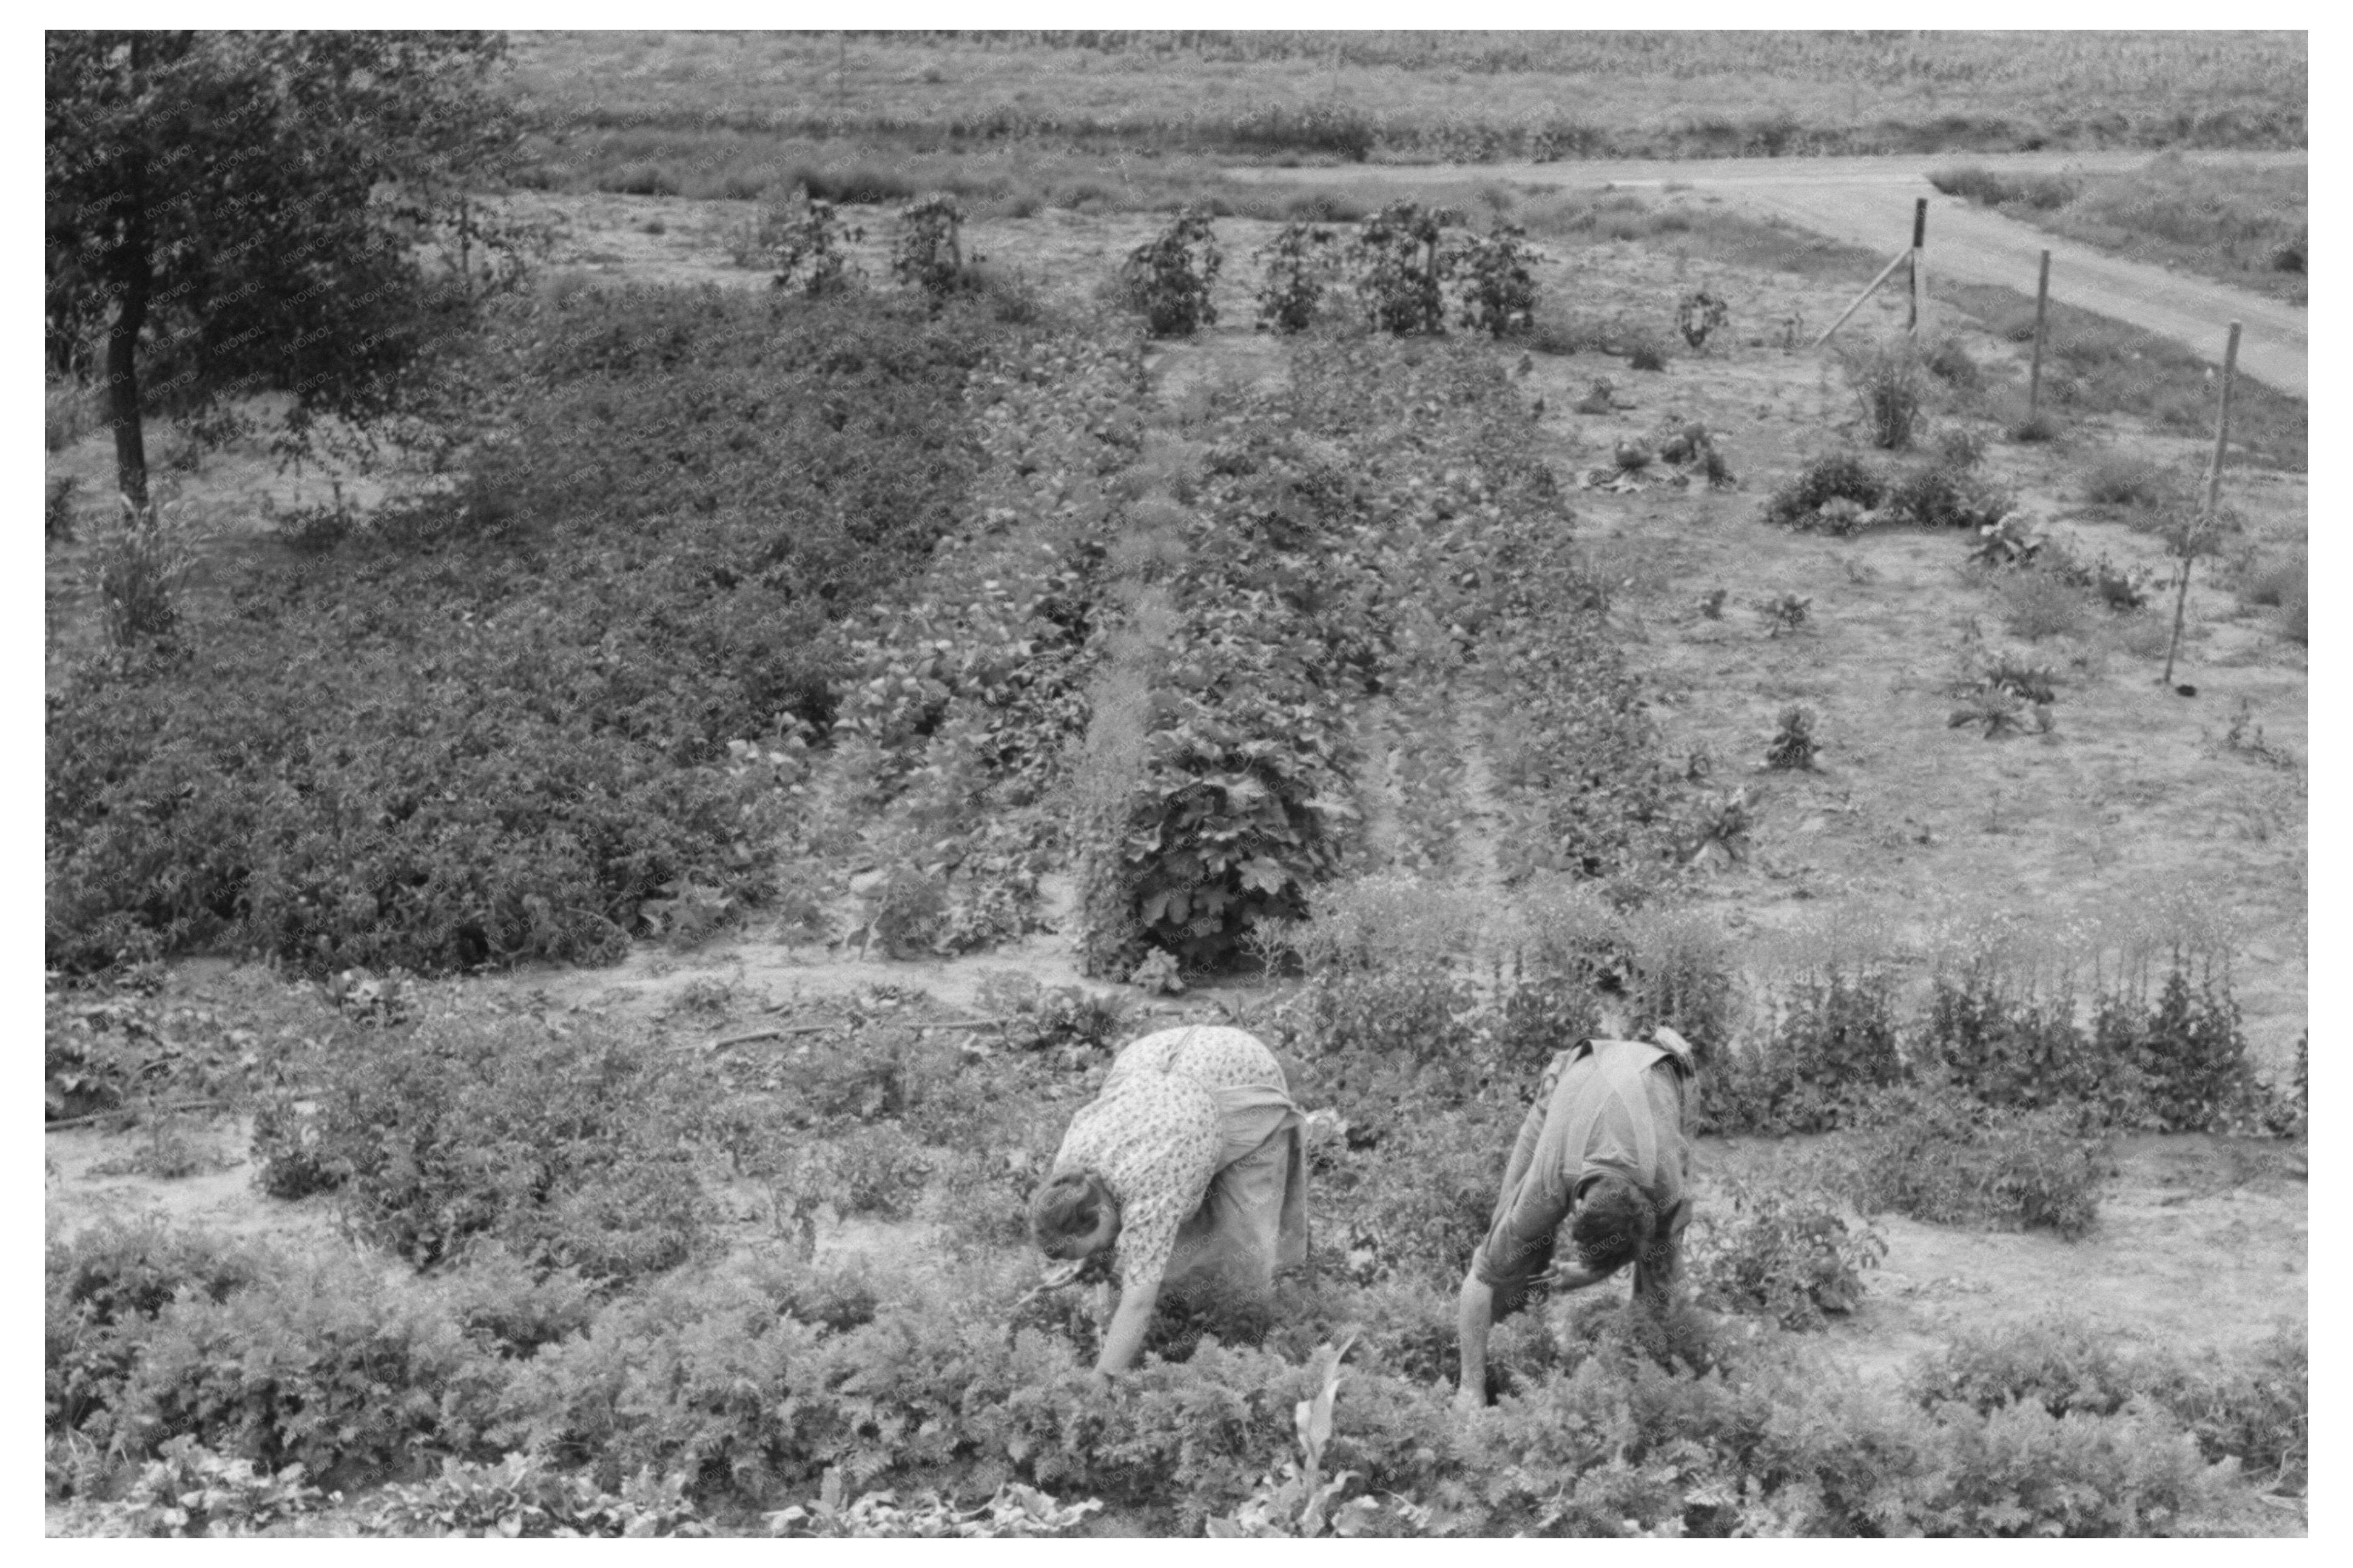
[1931, 154, 2307, 305]
[504, 30, 2306, 201]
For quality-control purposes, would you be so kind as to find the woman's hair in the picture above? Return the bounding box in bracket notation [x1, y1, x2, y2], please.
[1567, 1173, 1657, 1274]
[1029, 1170, 1116, 1257]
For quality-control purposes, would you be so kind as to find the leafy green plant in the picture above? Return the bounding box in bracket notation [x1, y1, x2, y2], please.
[1762, 704, 1816, 769]
[1349, 201, 1454, 336]
[252, 1010, 710, 1280]
[48, 292, 992, 977]
[1254, 221, 1340, 334]
[768, 187, 867, 297]
[1121, 207, 1223, 338]
[47, 1220, 273, 1445]
[771, 1465, 1102, 1538]
[1755, 596, 1812, 639]
[69, 1436, 325, 1538]
[1703, 968, 1904, 1133]
[371, 1453, 707, 1538]
[1762, 451, 1887, 529]
[1451, 222, 1543, 337]
[1626, 335, 1669, 372]
[1831, 1085, 2107, 1238]
[891, 192, 970, 300]
[110, 1247, 503, 1481]
[47, 473, 80, 540]
[1686, 1183, 1886, 1328]
[1208, 1337, 1418, 1538]
[1674, 289, 1729, 351]
[92, 496, 194, 649]
[1887, 459, 2011, 530]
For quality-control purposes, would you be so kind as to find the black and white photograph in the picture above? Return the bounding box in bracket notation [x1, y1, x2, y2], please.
[41, 19, 2314, 1539]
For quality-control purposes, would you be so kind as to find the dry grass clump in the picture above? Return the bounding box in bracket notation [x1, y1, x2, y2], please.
[2078, 453, 2176, 510]
[1996, 571, 2090, 642]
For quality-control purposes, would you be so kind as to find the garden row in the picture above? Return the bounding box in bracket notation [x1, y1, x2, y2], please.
[50, 1188, 2304, 1537]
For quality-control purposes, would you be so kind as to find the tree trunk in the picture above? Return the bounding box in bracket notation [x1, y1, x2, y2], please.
[106, 251, 150, 510]
[105, 32, 153, 511]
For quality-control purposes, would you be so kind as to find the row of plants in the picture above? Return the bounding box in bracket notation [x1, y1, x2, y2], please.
[49, 1202, 2300, 1536]
[1117, 201, 1546, 341]
[1286, 334, 1686, 886]
[789, 329, 1153, 957]
[46, 288, 1019, 977]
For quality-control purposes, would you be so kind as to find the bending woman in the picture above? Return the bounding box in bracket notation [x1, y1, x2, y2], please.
[1029, 1025, 1308, 1378]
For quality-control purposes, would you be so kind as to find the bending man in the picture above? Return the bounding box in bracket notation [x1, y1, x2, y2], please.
[1456, 1027, 1697, 1412]
[1029, 1025, 1308, 1378]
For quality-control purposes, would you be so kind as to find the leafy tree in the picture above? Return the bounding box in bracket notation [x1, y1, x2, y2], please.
[45, 30, 527, 506]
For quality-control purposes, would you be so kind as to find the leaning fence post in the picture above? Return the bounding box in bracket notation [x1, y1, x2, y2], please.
[1814, 246, 1913, 349]
[2161, 321, 2240, 688]
[1907, 197, 1928, 334]
[2028, 249, 2052, 414]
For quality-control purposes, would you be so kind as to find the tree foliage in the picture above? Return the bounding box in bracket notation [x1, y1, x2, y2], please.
[45, 30, 527, 503]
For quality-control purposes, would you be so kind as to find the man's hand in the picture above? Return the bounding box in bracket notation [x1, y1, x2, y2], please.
[1541, 1257, 1612, 1293]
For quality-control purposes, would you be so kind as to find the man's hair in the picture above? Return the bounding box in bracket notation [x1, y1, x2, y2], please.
[1567, 1173, 1657, 1274]
[1029, 1170, 1116, 1257]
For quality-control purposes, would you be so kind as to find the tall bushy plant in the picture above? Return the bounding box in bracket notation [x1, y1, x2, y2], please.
[1121, 207, 1223, 338]
[769, 187, 867, 298]
[1349, 202, 1454, 336]
[1450, 222, 1543, 337]
[1254, 221, 1339, 334]
[892, 193, 968, 300]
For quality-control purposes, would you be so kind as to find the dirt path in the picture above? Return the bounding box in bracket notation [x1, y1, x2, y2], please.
[1221, 149, 2307, 395]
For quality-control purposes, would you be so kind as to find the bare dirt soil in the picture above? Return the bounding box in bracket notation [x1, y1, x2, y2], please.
[45, 184, 2307, 1534]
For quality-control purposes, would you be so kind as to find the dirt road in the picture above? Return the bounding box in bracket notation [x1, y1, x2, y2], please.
[1223, 149, 2307, 397]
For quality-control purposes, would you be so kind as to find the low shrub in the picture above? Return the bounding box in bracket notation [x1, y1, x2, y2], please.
[252, 1010, 711, 1280]
[1996, 570, 2090, 641]
[1928, 164, 2081, 211]
[1686, 1181, 1886, 1329]
[1885, 459, 2011, 530]
[2079, 453, 2175, 510]
[1830, 1084, 2107, 1239]
[1761, 451, 1887, 529]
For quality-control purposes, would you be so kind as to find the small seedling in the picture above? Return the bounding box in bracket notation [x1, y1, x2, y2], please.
[1573, 377, 1617, 415]
[1763, 707, 1818, 770]
[1698, 588, 1727, 621]
[1612, 439, 1654, 472]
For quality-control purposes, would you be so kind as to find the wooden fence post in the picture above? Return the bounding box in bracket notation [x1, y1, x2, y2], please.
[1907, 197, 1928, 334]
[2161, 321, 2241, 688]
[2028, 249, 2052, 414]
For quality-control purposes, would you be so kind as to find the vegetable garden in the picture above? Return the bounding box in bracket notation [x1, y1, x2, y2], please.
[47, 183, 2306, 1538]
